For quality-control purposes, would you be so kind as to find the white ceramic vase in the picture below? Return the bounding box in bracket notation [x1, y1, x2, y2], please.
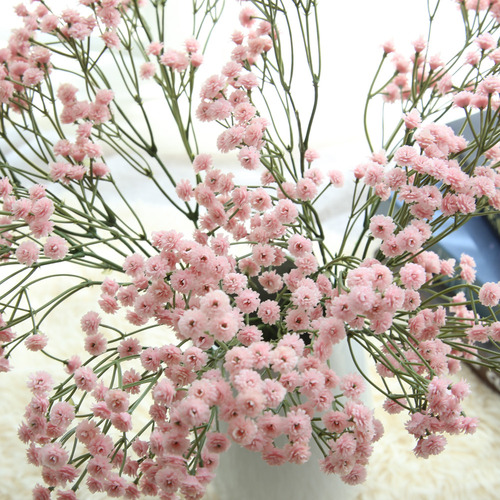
[207, 339, 365, 500]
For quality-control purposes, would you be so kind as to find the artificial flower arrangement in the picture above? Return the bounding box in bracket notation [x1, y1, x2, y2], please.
[1, 0, 500, 498]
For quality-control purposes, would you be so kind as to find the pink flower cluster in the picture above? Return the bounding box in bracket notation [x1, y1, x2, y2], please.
[1, 4, 116, 185]
[18, 372, 80, 497]
[457, 0, 500, 27]
[0, 312, 16, 372]
[16, 197, 391, 498]
[406, 377, 478, 458]
[58, 0, 131, 49]
[0, 3, 53, 109]
[381, 36, 447, 103]
[359, 129, 499, 221]
[0, 0, 133, 113]
[194, 6, 274, 169]
[382, 19, 500, 105]
[49, 85, 112, 182]
[0, 177, 69, 266]
[140, 36, 203, 80]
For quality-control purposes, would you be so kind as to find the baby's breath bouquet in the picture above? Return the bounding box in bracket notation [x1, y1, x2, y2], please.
[1, 0, 500, 498]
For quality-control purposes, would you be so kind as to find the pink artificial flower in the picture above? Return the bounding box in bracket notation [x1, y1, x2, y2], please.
[228, 416, 258, 446]
[44, 235, 68, 260]
[122, 369, 141, 395]
[147, 41, 164, 56]
[25, 334, 48, 352]
[403, 109, 421, 129]
[84, 333, 108, 356]
[399, 263, 426, 290]
[193, 154, 212, 173]
[285, 408, 312, 441]
[364, 163, 385, 187]
[56, 490, 77, 500]
[16, 240, 39, 266]
[50, 401, 75, 429]
[235, 325, 261, 346]
[286, 441, 311, 465]
[475, 33, 495, 50]
[300, 368, 326, 398]
[304, 149, 319, 163]
[205, 432, 231, 454]
[284, 308, 310, 333]
[478, 282, 500, 307]
[394, 145, 418, 166]
[65, 355, 82, 374]
[402, 289, 421, 311]
[80, 311, 101, 335]
[460, 264, 476, 284]
[87, 454, 112, 479]
[111, 412, 132, 432]
[144, 254, 168, 280]
[328, 169, 344, 187]
[177, 309, 207, 339]
[140, 62, 156, 79]
[288, 234, 312, 257]
[342, 464, 367, 485]
[252, 243, 275, 267]
[295, 178, 317, 201]
[30, 218, 55, 239]
[155, 467, 181, 494]
[317, 316, 346, 344]
[340, 373, 365, 399]
[40, 443, 69, 470]
[57, 83, 78, 105]
[160, 344, 182, 366]
[33, 485, 51, 500]
[250, 187, 272, 211]
[369, 215, 396, 240]
[116, 285, 138, 307]
[198, 289, 229, 316]
[74, 419, 99, 446]
[239, 6, 257, 28]
[27, 371, 54, 395]
[322, 410, 350, 433]
[396, 226, 424, 253]
[453, 90, 473, 108]
[207, 312, 239, 341]
[183, 346, 208, 371]
[304, 167, 324, 186]
[12, 198, 32, 220]
[270, 345, 298, 373]
[414, 434, 447, 458]
[467, 324, 489, 343]
[382, 39, 395, 53]
[98, 293, 119, 314]
[257, 300, 280, 324]
[246, 342, 270, 370]
[235, 388, 266, 417]
[105, 389, 130, 413]
[291, 284, 321, 311]
[74, 366, 97, 391]
[217, 126, 245, 152]
[140, 347, 161, 371]
[103, 473, 128, 497]
[123, 253, 145, 277]
[237, 72, 259, 90]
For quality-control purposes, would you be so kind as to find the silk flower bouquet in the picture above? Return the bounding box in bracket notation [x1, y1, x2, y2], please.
[1, 0, 500, 498]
